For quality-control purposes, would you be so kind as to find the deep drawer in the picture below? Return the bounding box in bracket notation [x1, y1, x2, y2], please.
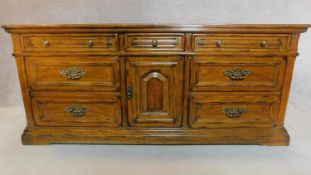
[190, 56, 286, 91]
[22, 34, 118, 52]
[193, 34, 289, 52]
[125, 33, 185, 51]
[26, 56, 120, 91]
[32, 92, 122, 127]
[188, 92, 280, 128]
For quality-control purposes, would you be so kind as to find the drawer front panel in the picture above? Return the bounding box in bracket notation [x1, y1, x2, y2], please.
[125, 33, 185, 51]
[190, 56, 286, 91]
[32, 92, 122, 127]
[193, 34, 289, 52]
[22, 34, 118, 52]
[189, 93, 280, 128]
[26, 56, 120, 91]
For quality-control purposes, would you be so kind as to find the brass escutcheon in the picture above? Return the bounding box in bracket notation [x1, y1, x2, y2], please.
[222, 107, 247, 119]
[65, 106, 90, 117]
[59, 67, 87, 80]
[224, 68, 251, 81]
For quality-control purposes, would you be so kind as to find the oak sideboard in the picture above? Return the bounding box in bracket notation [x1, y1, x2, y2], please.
[2, 24, 310, 145]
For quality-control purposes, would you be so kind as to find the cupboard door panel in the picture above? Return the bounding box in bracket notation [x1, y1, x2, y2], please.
[126, 56, 184, 127]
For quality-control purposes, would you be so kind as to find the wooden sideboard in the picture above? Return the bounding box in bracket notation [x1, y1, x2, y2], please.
[2, 24, 310, 145]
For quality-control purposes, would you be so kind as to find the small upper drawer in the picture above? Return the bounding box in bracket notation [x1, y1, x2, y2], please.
[125, 33, 185, 51]
[22, 34, 118, 52]
[193, 34, 289, 52]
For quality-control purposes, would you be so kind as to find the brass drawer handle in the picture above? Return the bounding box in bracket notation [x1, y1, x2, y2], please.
[65, 106, 90, 117]
[197, 39, 223, 47]
[260, 40, 268, 47]
[131, 39, 177, 47]
[131, 39, 158, 47]
[42, 40, 49, 47]
[224, 68, 251, 81]
[216, 40, 223, 47]
[88, 39, 112, 48]
[223, 107, 247, 119]
[59, 67, 87, 80]
[88, 40, 94, 48]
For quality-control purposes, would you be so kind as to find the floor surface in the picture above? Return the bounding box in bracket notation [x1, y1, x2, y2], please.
[0, 106, 310, 175]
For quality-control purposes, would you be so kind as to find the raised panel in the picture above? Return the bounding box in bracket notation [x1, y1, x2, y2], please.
[32, 92, 122, 127]
[26, 56, 120, 91]
[143, 72, 168, 112]
[126, 56, 184, 127]
[189, 92, 280, 128]
[190, 56, 286, 91]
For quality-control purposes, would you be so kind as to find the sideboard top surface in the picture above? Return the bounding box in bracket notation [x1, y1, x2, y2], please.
[2, 24, 310, 33]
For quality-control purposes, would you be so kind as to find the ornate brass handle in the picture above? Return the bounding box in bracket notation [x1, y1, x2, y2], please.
[151, 40, 158, 47]
[42, 40, 49, 47]
[127, 86, 133, 99]
[224, 68, 251, 81]
[260, 40, 268, 47]
[59, 67, 87, 80]
[88, 40, 94, 48]
[222, 107, 247, 119]
[216, 40, 223, 47]
[65, 106, 90, 117]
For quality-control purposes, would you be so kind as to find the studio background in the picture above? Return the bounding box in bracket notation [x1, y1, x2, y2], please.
[0, 0, 310, 175]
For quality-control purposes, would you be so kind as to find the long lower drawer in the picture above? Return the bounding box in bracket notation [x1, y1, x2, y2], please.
[31, 92, 122, 127]
[188, 92, 281, 128]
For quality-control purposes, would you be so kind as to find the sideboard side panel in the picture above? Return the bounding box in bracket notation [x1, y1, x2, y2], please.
[277, 34, 301, 126]
[12, 34, 35, 127]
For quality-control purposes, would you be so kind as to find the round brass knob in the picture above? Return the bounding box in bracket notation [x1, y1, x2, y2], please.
[88, 40, 94, 48]
[197, 39, 204, 46]
[260, 40, 268, 47]
[42, 40, 49, 47]
[151, 40, 158, 47]
[216, 40, 223, 47]
[105, 40, 112, 47]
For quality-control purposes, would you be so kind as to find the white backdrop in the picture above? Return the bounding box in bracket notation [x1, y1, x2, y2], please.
[0, 0, 310, 113]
